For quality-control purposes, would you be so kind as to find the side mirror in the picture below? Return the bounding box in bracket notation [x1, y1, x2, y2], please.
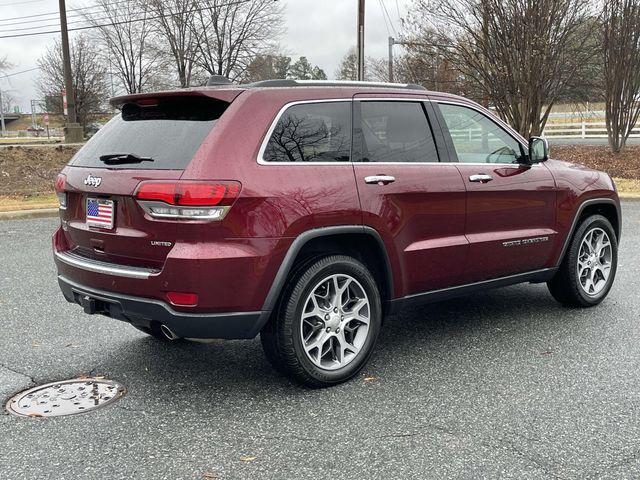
[528, 136, 549, 164]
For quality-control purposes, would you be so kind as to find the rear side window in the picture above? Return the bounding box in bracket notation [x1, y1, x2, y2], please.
[359, 101, 439, 163]
[70, 96, 228, 170]
[262, 102, 351, 162]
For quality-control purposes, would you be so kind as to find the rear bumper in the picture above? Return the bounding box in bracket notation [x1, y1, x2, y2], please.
[58, 275, 268, 340]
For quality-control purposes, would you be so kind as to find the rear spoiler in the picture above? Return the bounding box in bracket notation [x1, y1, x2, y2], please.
[109, 89, 245, 109]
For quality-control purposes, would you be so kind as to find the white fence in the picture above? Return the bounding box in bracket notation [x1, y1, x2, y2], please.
[543, 121, 640, 139]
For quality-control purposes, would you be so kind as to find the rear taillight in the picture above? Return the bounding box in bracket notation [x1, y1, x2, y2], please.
[134, 180, 241, 221]
[55, 173, 67, 209]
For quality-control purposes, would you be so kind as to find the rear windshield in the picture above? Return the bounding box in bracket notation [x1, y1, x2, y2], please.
[69, 96, 229, 170]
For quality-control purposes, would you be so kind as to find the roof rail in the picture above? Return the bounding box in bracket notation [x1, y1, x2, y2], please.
[245, 79, 427, 91]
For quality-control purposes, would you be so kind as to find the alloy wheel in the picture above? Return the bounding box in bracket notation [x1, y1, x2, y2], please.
[577, 227, 613, 297]
[300, 274, 371, 370]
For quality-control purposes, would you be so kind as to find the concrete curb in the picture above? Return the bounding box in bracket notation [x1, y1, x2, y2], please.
[0, 208, 59, 221]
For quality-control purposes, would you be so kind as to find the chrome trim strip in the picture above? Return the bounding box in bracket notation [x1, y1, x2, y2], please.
[255, 96, 540, 167]
[256, 99, 353, 166]
[55, 250, 159, 279]
[256, 97, 434, 166]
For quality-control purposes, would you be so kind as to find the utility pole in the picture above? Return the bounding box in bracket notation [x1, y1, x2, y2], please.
[388, 36, 395, 83]
[357, 0, 365, 81]
[58, 0, 83, 143]
[0, 88, 5, 137]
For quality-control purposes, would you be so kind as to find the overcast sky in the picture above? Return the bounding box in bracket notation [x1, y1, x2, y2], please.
[0, 0, 412, 112]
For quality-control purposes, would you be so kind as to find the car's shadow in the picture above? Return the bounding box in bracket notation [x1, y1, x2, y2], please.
[104, 283, 571, 406]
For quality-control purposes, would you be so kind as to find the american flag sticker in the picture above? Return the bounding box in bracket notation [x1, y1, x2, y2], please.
[86, 198, 115, 229]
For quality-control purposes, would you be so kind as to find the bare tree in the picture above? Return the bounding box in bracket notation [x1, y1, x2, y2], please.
[412, 0, 597, 137]
[603, 0, 640, 152]
[1, 90, 16, 113]
[142, 0, 199, 87]
[35, 34, 108, 126]
[192, 0, 285, 81]
[335, 48, 381, 81]
[84, 0, 161, 93]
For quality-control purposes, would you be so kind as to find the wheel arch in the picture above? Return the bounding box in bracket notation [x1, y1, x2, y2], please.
[261, 226, 394, 316]
[556, 198, 621, 267]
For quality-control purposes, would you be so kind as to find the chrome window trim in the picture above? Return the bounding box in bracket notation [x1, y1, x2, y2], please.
[256, 97, 436, 166]
[256, 98, 354, 166]
[434, 99, 542, 167]
[256, 96, 540, 167]
[55, 250, 159, 279]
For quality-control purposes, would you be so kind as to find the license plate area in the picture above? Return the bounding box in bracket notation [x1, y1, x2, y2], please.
[86, 198, 115, 229]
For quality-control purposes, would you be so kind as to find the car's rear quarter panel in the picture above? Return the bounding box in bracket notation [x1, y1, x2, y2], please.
[180, 88, 363, 310]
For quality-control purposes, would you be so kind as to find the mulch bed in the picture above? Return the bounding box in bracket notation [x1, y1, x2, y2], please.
[551, 145, 640, 180]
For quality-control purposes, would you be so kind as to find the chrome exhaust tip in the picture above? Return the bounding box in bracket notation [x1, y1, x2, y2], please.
[160, 324, 179, 341]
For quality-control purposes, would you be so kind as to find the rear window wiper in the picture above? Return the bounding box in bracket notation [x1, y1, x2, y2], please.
[99, 153, 154, 165]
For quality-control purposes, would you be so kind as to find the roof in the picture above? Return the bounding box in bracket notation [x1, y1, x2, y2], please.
[109, 79, 463, 108]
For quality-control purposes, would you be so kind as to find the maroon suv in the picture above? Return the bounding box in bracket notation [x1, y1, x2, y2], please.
[53, 80, 621, 387]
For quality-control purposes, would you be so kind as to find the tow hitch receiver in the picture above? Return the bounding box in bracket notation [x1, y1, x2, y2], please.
[80, 295, 98, 314]
[79, 295, 111, 315]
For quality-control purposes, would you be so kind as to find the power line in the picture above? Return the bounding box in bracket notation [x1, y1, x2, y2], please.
[0, 0, 251, 39]
[0, 0, 46, 7]
[2, 67, 40, 78]
[0, 10, 148, 33]
[379, 0, 397, 36]
[378, 0, 392, 36]
[0, 7, 134, 28]
[0, 0, 148, 23]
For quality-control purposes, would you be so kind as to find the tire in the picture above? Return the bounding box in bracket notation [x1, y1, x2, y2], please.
[547, 214, 618, 307]
[261, 255, 382, 387]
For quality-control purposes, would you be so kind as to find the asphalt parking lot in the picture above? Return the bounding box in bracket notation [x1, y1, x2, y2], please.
[1, 202, 639, 480]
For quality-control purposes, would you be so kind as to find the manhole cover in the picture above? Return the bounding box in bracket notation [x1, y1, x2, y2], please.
[5, 378, 126, 418]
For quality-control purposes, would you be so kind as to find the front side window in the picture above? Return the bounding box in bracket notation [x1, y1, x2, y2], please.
[438, 103, 524, 164]
[359, 101, 439, 163]
[262, 102, 351, 162]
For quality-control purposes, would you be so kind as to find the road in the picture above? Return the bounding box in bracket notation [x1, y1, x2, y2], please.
[1, 203, 639, 480]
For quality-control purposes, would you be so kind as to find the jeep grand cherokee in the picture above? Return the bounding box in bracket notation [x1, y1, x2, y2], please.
[53, 80, 621, 387]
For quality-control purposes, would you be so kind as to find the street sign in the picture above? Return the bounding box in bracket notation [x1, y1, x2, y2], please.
[43, 113, 50, 126]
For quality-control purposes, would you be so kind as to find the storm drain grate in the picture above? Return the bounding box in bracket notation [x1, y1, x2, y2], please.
[5, 378, 126, 418]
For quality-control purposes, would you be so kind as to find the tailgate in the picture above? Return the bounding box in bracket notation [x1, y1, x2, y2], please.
[56, 94, 232, 269]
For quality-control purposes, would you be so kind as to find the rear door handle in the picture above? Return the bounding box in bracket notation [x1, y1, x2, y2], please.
[365, 175, 395, 185]
[469, 174, 493, 183]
